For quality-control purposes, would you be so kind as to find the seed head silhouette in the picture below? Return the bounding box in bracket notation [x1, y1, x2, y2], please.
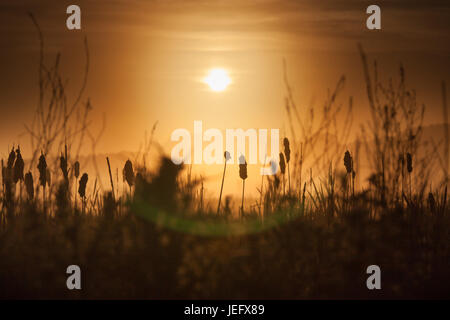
[78, 173, 88, 198]
[13, 146, 24, 183]
[406, 153, 413, 173]
[60, 153, 68, 181]
[24, 171, 34, 200]
[123, 159, 135, 188]
[74, 161, 80, 179]
[239, 155, 247, 180]
[37, 152, 47, 187]
[283, 138, 290, 163]
[344, 150, 353, 174]
[279, 152, 286, 175]
[7, 147, 15, 169]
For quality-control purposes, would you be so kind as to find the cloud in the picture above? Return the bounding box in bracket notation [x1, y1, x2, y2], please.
[1, 0, 449, 53]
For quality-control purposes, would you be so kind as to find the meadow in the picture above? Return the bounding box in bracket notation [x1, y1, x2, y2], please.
[0, 21, 449, 299]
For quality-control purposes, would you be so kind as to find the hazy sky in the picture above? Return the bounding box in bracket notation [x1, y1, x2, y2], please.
[0, 0, 449, 196]
[1, 0, 449, 150]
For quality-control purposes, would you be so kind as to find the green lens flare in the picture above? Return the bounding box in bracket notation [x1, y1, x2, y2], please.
[132, 198, 303, 237]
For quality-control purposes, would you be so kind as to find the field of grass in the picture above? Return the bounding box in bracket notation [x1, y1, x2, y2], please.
[0, 155, 448, 299]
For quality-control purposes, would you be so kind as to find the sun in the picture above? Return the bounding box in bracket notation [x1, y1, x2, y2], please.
[204, 68, 231, 92]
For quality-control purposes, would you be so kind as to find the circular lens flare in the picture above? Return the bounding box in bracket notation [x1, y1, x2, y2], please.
[204, 69, 231, 92]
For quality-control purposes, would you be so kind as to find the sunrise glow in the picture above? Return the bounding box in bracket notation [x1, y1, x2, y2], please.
[204, 68, 231, 92]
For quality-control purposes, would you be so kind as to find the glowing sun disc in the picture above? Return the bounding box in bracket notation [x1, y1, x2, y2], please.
[204, 69, 231, 92]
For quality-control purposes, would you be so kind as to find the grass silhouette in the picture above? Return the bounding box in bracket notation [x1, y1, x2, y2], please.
[0, 19, 449, 299]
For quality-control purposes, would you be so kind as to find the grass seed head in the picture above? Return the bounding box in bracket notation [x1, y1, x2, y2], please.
[283, 138, 291, 163]
[123, 159, 135, 187]
[37, 152, 47, 187]
[13, 146, 24, 183]
[344, 150, 353, 174]
[74, 161, 80, 179]
[7, 147, 15, 169]
[239, 155, 248, 180]
[78, 173, 88, 198]
[60, 153, 68, 180]
[407, 153, 413, 173]
[279, 152, 286, 175]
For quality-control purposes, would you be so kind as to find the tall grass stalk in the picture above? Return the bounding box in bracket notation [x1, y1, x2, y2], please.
[217, 151, 230, 215]
[239, 155, 248, 217]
